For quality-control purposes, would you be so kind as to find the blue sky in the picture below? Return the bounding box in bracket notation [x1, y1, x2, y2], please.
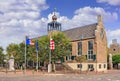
[0, 0, 120, 51]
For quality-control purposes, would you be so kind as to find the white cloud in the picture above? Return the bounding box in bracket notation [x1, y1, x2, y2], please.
[97, 0, 120, 6]
[0, 0, 48, 50]
[107, 29, 120, 46]
[55, 6, 118, 30]
[107, 29, 120, 37]
[0, 1, 119, 52]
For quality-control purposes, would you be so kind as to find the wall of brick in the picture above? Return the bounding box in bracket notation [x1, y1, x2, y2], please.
[69, 15, 108, 72]
[109, 44, 120, 54]
[95, 24, 107, 63]
[71, 38, 96, 56]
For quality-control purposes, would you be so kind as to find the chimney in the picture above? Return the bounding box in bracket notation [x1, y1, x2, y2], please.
[97, 15, 103, 24]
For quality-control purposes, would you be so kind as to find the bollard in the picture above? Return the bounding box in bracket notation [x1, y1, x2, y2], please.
[23, 70, 25, 75]
[6, 69, 8, 75]
[14, 69, 16, 74]
[32, 70, 34, 75]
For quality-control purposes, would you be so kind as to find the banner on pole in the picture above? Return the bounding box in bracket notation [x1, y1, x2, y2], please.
[50, 38, 55, 51]
[26, 36, 35, 46]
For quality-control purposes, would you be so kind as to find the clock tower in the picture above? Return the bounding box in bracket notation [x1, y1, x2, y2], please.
[47, 9, 62, 36]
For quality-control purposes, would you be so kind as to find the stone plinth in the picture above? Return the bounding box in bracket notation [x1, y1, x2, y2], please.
[8, 55, 15, 71]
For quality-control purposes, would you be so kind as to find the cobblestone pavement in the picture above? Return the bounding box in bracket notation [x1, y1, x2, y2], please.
[0, 70, 120, 81]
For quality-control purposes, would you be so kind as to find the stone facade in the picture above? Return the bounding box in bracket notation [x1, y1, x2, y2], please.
[109, 39, 120, 54]
[63, 15, 107, 72]
[67, 63, 107, 72]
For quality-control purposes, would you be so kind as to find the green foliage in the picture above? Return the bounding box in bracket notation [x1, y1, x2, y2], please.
[6, 43, 21, 63]
[112, 54, 120, 64]
[39, 32, 71, 63]
[52, 32, 71, 62]
[7, 43, 19, 56]
[6, 32, 71, 65]
[0, 46, 3, 53]
[0, 46, 4, 63]
[18, 43, 25, 63]
[39, 36, 49, 62]
[27, 42, 36, 62]
[75, 55, 86, 63]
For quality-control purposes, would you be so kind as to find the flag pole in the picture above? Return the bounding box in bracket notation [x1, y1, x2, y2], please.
[48, 37, 52, 73]
[24, 36, 27, 73]
[36, 49, 38, 72]
[49, 45, 51, 65]
[49, 37, 51, 64]
[36, 38, 39, 72]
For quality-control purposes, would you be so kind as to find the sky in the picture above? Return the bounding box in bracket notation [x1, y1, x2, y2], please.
[0, 0, 120, 52]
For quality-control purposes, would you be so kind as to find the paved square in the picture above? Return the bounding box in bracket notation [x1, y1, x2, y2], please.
[0, 70, 120, 81]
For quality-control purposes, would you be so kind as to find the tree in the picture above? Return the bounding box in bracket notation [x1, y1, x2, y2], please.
[18, 43, 25, 63]
[38, 32, 71, 65]
[5, 32, 71, 70]
[6, 43, 20, 63]
[52, 32, 71, 62]
[75, 55, 86, 73]
[39, 36, 49, 63]
[75, 55, 86, 63]
[112, 54, 120, 64]
[0, 46, 4, 64]
[27, 43, 36, 68]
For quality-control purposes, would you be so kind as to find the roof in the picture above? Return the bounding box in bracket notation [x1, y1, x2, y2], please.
[63, 23, 97, 41]
[48, 21, 61, 25]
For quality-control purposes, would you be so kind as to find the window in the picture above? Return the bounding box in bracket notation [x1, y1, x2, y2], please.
[69, 45, 72, 54]
[113, 49, 116, 51]
[39, 61, 44, 67]
[66, 56, 71, 61]
[71, 56, 76, 60]
[99, 64, 101, 69]
[78, 42, 82, 55]
[88, 41, 93, 59]
[88, 64, 94, 70]
[104, 64, 106, 68]
[88, 41, 93, 50]
[77, 64, 82, 68]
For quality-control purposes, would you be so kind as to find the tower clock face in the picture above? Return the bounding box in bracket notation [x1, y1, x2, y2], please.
[100, 28, 104, 40]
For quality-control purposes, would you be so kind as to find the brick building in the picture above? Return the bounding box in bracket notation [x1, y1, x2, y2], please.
[47, 10, 107, 72]
[109, 39, 120, 54]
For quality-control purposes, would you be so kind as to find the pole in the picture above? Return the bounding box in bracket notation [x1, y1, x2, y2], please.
[25, 36, 27, 73]
[49, 49, 51, 64]
[48, 37, 52, 73]
[36, 50, 38, 72]
[48, 47, 52, 73]
[36, 39, 39, 72]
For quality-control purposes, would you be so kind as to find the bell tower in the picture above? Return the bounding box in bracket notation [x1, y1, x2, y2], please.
[47, 8, 62, 35]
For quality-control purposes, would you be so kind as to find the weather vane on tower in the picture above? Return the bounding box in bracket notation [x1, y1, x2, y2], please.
[52, 8, 57, 21]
